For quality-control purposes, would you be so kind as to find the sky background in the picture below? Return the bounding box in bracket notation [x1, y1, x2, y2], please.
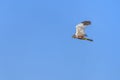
[0, 0, 120, 80]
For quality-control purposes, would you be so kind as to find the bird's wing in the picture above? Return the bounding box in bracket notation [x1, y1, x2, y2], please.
[75, 21, 91, 36]
[75, 23, 86, 36]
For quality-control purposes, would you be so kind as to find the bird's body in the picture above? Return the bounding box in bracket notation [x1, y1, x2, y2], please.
[72, 21, 93, 41]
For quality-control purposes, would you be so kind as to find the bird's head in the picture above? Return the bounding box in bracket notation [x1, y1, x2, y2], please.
[72, 34, 76, 38]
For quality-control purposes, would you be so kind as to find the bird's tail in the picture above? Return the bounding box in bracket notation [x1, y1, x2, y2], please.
[82, 38, 93, 42]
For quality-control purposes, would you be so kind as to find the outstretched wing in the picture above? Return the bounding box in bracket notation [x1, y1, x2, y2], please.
[75, 21, 91, 36]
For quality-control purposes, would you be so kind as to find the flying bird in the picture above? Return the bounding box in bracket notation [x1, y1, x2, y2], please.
[72, 21, 93, 41]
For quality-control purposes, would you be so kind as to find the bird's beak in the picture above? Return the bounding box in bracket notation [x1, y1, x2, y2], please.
[72, 35, 75, 38]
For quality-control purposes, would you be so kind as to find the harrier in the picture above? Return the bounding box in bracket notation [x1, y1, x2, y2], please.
[72, 21, 93, 41]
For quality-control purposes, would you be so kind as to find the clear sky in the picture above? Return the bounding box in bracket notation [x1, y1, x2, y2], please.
[0, 0, 120, 80]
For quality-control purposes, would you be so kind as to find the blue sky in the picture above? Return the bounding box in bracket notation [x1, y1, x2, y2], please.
[0, 0, 120, 80]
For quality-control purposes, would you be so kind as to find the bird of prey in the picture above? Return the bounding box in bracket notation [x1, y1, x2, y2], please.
[72, 21, 93, 41]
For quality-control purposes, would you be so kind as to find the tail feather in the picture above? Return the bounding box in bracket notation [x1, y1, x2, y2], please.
[82, 38, 93, 42]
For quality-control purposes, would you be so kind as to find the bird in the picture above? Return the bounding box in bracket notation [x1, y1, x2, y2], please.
[72, 21, 93, 41]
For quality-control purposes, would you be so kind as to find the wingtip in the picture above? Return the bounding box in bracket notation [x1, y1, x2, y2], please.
[81, 21, 91, 25]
